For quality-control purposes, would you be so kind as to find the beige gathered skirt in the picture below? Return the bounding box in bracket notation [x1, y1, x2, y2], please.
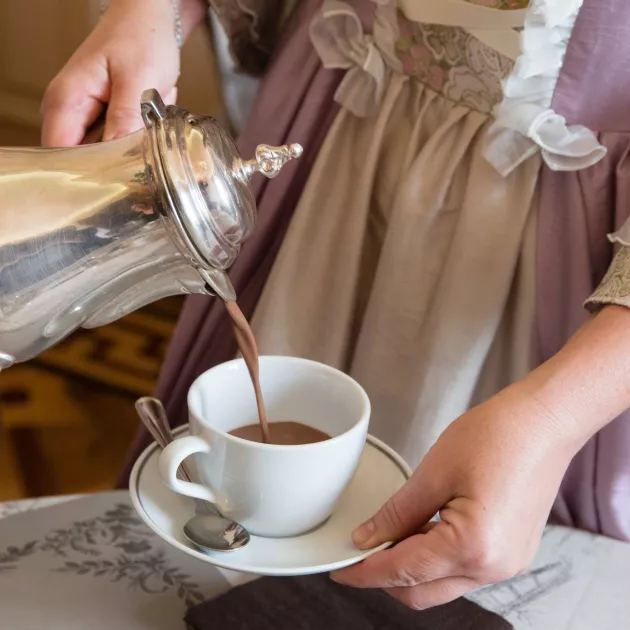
[251, 74, 541, 467]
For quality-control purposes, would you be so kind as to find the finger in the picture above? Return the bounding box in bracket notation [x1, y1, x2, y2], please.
[332, 527, 454, 589]
[82, 85, 176, 144]
[103, 74, 152, 141]
[351, 468, 444, 550]
[42, 81, 104, 147]
[102, 81, 177, 142]
[385, 576, 479, 611]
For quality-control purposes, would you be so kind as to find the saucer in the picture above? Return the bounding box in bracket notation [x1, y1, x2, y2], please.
[129, 425, 411, 576]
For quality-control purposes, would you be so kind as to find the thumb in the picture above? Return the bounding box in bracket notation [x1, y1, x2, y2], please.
[352, 472, 444, 550]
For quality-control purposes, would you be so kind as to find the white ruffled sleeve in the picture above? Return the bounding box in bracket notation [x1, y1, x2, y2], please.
[484, 0, 607, 177]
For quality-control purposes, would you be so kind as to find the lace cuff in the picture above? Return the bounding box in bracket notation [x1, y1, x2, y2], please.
[585, 222, 630, 312]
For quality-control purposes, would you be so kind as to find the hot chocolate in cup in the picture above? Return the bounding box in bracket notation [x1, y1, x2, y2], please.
[158, 356, 370, 538]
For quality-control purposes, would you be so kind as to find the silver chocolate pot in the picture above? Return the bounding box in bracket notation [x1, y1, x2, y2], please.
[0, 89, 302, 368]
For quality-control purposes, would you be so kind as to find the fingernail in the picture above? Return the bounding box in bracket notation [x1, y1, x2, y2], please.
[352, 520, 375, 547]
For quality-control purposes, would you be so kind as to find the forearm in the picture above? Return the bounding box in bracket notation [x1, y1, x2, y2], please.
[510, 305, 630, 452]
[106, 0, 207, 41]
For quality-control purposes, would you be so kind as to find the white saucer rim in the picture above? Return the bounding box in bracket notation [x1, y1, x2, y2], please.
[129, 425, 412, 576]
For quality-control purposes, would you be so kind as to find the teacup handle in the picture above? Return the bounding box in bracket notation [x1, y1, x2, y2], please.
[158, 436, 217, 503]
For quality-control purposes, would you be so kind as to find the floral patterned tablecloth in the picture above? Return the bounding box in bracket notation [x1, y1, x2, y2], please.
[1, 491, 630, 629]
[0, 492, 238, 630]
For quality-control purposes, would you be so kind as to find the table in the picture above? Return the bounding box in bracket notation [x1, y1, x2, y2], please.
[1, 491, 630, 629]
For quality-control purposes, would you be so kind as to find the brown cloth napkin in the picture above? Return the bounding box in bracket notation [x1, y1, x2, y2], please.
[185, 574, 513, 630]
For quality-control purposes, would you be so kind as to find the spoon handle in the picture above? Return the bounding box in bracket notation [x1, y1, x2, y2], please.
[135, 397, 223, 518]
[135, 396, 193, 482]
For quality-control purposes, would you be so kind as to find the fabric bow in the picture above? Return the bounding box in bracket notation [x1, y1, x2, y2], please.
[310, 0, 387, 117]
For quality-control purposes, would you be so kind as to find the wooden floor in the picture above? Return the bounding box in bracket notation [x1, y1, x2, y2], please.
[0, 122, 183, 501]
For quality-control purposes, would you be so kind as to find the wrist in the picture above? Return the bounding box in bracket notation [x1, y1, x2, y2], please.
[500, 374, 588, 460]
[513, 305, 630, 453]
[102, 0, 205, 46]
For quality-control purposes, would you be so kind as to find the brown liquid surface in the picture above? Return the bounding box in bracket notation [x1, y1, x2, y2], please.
[224, 300, 271, 443]
[229, 421, 331, 445]
[223, 301, 329, 446]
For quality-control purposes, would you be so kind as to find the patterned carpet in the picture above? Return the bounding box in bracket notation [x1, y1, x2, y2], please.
[0, 297, 185, 500]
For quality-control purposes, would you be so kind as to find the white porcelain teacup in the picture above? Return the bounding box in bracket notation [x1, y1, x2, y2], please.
[158, 356, 370, 538]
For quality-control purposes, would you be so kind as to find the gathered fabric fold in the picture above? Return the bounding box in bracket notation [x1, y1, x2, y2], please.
[250, 72, 541, 468]
[312, 0, 605, 173]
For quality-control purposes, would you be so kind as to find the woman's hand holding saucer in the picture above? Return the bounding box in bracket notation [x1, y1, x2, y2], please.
[331, 382, 578, 609]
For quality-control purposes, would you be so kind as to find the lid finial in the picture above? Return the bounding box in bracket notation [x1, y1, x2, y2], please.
[237, 144, 303, 180]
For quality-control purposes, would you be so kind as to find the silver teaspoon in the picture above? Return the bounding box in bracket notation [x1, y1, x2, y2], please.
[135, 396, 250, 552]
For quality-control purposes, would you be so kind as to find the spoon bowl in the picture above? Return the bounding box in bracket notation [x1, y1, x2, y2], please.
[184, 514, 250, 553]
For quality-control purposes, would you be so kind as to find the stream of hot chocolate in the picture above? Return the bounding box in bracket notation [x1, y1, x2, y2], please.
[224, 300, 271, 443]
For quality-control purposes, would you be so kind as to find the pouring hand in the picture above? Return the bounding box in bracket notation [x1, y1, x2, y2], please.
[41, 0, 203, 146]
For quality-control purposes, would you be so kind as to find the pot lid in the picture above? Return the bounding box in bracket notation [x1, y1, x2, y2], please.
[140, 89, 302, 300]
